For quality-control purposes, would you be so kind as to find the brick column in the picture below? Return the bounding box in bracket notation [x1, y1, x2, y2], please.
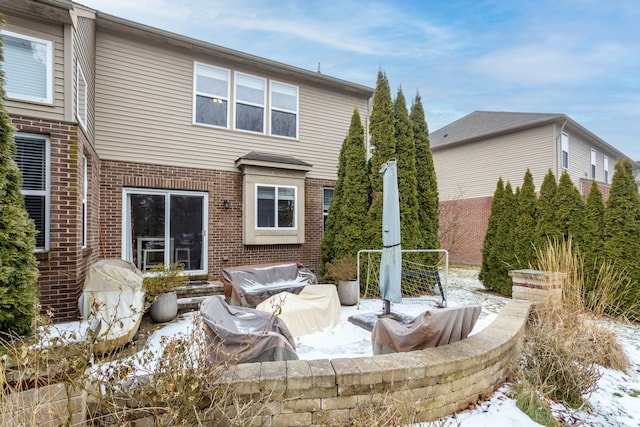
[509, 269, 565, 307]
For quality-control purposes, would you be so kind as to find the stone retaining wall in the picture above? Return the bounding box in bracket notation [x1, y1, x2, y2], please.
[221, 299, 533, 426]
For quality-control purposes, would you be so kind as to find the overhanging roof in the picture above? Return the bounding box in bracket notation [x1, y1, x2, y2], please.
[94, 11, 374, 98]
[430, 110, 636, 164]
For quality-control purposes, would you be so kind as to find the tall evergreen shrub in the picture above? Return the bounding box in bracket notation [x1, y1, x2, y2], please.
[410, 92, 440, 265]
[393, 88, 419, 250]
[555, 171, 585, 245]
[603, 159, 640, 290]
[320, 109, 369, 276]
[581, 181, 605, 294]
[0, 24, 40, 337]
[365, 70, 395, 249]
[535, 169, 560, 250]
[514, 169, 537, 268]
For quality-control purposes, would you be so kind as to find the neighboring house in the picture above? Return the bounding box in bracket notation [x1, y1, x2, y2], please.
[0, 0, 373, 321]
[430, 111, 639, 265]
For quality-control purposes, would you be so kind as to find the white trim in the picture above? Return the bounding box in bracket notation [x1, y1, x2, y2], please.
[604, 156, 609, 184]
[590, 148, 597, 179]
[76, 64, 88, 130]
[561, 132, 569, 169]
[192, 61, 230, 129]
[254, 183, 297, 230]
[233, 71, 266, 134]
[82, 153, 88, 248]
[269, 80, 299, 140]
[1, 30, 53, 104]
[121, 187, 209, 275]
[15, 133, 51, 251]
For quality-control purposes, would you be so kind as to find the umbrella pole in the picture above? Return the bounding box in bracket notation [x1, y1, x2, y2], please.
[383, 299, 391, 316]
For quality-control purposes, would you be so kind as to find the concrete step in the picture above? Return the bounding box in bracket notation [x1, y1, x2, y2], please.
[175, 281, 225, 313]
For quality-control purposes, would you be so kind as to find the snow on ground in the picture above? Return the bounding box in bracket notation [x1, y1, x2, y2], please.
[41, 267, 640, 426]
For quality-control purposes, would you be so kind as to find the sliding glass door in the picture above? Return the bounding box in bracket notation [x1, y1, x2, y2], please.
[123, 188, 208, 273]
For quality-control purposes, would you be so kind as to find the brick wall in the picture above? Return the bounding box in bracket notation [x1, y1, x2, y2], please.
[99, 160, 331, 282]
[580, 179, 611, 201]
[439, 196, 492, 265]
[10, 116, 93, 321]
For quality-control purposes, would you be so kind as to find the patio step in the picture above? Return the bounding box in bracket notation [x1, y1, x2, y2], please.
[175, 281, 225, 313]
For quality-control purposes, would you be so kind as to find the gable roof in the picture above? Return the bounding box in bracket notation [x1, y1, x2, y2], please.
[430, 111, 564, 149]
[429, 110, 636, 166]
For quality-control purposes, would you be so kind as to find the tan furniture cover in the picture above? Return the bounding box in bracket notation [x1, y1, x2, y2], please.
[256, 285, 341, 337]
[200, 295, 298, 364]
[77, 259, 145, 354]
[372, 305, 482, 355]
[222, 262, 317, 307]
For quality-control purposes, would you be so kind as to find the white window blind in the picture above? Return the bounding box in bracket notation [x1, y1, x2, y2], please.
[1, 31, 52, 103]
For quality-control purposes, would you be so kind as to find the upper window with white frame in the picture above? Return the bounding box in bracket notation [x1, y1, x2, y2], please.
[13, 133, 50, 250]
[270, 81, 298, 138]
[590, 148, 597, 179]
[235, 72, 265, 133]
[193, 62, 229, 128]
[256, 184, 296, 229]
[323, 187, 334, 232]
[561, 132, 569, 169]
[604, 156, 609, 184]
[77, 64, 88, 129]
[1, 30, 53, 104]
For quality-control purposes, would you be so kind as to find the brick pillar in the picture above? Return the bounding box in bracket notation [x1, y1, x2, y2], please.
[509, 269, 565, 307]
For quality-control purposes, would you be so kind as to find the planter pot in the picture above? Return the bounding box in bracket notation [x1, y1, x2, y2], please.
[338, 280, 359, 306]
[149, 291, 178, 323]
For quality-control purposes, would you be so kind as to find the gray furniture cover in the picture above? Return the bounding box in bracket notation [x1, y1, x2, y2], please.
[222, 262, 317, 307]
[372, 305, 482, 355]
[200, 295, 298, 364]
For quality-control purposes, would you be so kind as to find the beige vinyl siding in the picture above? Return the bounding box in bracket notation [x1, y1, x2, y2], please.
[2, 14, 66, 120]
[73, 16, 95, 141]
[94, 31, 368, 180]
[433, 126, 553, 200]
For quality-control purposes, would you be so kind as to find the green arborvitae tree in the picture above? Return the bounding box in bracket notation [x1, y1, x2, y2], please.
[365, 70, 395, 249]
[320, 108, 369, 275]
[332, 108, 370, 259]
[494, 181, 518, 296]
[514, 169, 537, 268]
[535, 169, 560, 250]
[555, 171, 585, 246]
[580, 181, 605, 294]
[604, 159, 640, 290]
[393, 88, 420, 250]
[480, 177, 505, 287]
[410, 92, 440, 265]
[0, 23, 40, 337]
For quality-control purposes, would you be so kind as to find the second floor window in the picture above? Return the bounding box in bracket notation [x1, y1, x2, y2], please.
[1, 30, 53, 104]
[591, 149, 596, 179]
[235, 72, 265, 133]
[270, 81, 298, 138]
[14, 134, 50, 250]
[561, 132, 569, 169]
[194, 62, 229, 128]
[604, 156, 609, 184]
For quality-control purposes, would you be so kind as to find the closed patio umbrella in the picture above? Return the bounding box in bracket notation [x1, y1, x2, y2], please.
[379, 158, 402, 314]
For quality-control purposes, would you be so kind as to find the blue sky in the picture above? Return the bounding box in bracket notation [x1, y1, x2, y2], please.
[79, 0, 640, 161]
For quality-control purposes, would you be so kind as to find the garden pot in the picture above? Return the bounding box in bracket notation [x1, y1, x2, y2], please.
[149, 291, 178, 323]
[338, 280, 359, 306]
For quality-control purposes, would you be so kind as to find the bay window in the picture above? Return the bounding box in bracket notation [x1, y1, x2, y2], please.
[256, 185, 296, 229]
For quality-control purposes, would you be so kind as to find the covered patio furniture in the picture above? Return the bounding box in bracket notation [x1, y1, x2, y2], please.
[77, 259, 145, 354]
[256, 284, 341, 337]
[222, 262, 317, 307]
[200, 295, 298, 364]
[372, 305, 482, 355]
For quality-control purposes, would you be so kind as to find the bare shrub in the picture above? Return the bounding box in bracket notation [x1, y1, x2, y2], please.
[515, 238, 630, 415]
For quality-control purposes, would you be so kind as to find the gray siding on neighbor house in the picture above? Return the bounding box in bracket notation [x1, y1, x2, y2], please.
[3, 14, 67, 121]
[73, 13, 96, 142]
[433, 125, 554, 200]
[93, 31, 369, 180]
